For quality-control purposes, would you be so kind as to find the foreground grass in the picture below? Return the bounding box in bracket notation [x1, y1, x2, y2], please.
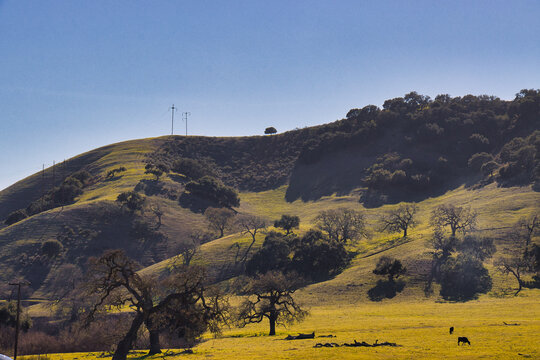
[30, 292, 540, 360]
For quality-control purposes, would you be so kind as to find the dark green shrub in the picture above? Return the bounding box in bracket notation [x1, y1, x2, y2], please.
[291, 230, 349, 281]
[172, 158, 212, 180]
[439, 254, 492, 301]
[246, 231, 292, 275]
[116, 191, 146, 212]
[41, 239, 64, 258]
[186, 176, 240, 208]
[5, 209, 28, 225]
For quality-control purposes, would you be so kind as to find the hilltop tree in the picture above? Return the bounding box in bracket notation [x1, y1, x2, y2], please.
[316, 208, 368, 244]
[264, 127, 277, 135]
[274, 215, 300, 235]
[430, 204, 477, 237]
[379, 204, 418, 237]
[82, 250, 228, 360]
[238, 271, 307, 336]
[204, 207, 236, 238]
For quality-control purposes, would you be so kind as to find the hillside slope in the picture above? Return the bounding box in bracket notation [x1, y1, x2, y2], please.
[1, 90, 539, 300]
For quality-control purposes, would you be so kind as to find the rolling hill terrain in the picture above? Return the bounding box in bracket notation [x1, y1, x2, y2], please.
[0, 91, 539, 359]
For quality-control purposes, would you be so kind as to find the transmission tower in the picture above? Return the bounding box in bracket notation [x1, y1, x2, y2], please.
[170, 104, 177, 135]
[182, 112, 191, 136]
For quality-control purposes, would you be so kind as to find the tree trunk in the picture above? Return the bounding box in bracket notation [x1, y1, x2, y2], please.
[269, 312, 277, 336]
[403, 227, 407, 238]
[148, 330, 161, 355]
[113, 312, 145, 360]
[514, 273, 523, 296]
[146, 317, 162, 355]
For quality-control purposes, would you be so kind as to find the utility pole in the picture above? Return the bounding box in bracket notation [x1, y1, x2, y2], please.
[52, 160, 55, 205]
[41, 164, 45, 211]
[170, 104, 177, 135]
[182, 112, 191, 136]
[9, 281, 29, 360]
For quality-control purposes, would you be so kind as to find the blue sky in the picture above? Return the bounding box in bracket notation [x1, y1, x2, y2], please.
[1, 0, 540, 190]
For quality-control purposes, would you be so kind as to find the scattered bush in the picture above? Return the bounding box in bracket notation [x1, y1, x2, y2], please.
[41, 239, 64, 258]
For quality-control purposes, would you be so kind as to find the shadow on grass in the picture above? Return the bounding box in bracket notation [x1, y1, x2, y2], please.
[367, 279, 405, 301]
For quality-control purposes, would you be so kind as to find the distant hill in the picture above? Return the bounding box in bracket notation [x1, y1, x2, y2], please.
[0, 90, 538, 300]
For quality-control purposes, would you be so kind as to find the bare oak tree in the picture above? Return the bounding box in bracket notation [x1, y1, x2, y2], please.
[518, 214, 539, 255]
[496, 251, 531, 296]
[204, 207, 236, 238]
[238, 271, 307, 336]
[496, 216, 539, 295]
[82, 250, 228, 360]
[430, 204, 477, 237]
[379, 204, 418, 237]
[150, 204, 164, 229]
[236, 215, 267, 265]
[316, 208, 368, 244]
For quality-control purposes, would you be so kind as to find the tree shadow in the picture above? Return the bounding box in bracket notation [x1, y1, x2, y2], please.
[178, 192, 215, 213]
[367, 279, 405, 302]
[168, 173, 187, 184]
[134, 179, 180, 199]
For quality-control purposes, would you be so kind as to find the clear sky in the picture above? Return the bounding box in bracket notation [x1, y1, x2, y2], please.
[1, 0, 540, 190]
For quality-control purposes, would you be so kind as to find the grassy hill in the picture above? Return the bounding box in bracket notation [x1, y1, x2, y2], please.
[0, 91, 539, 359]
[1, 91, 539, 299]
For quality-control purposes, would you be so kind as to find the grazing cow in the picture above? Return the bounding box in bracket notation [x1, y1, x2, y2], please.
[458, 337, 470, 345]
[449, 327, 454, 334]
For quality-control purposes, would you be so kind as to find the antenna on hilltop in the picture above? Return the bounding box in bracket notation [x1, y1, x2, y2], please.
[170, 104, 177, 135]
[182, 112, 191, 136]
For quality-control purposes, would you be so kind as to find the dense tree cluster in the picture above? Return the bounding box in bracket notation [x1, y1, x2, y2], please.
[172, 158, 214, 180]
[4, 170, 92, 226]
[186, 176, 240, 208]
[246, 229, 350, 281]
[426, 204, 496, 301]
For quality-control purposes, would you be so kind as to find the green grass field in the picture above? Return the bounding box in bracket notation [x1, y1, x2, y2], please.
[26, 292, 540, 360]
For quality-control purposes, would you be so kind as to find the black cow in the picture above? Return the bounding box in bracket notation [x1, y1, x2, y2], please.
[449, 326, 454, 334]
[458, 337, 470, 345]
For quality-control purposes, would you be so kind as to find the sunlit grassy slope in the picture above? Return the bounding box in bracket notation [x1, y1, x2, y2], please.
[142, 182, 539, 303]
[30, 294, 540, 360]
[1, 134, 538, 359]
